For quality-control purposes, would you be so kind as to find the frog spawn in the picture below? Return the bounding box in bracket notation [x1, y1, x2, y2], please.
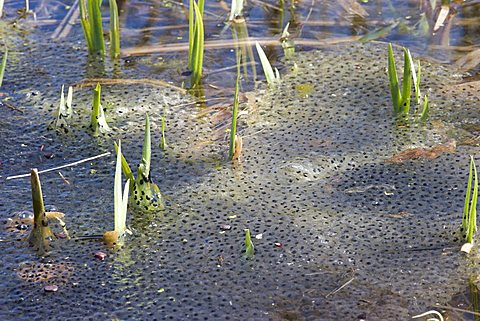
[2, 39, 480, 320]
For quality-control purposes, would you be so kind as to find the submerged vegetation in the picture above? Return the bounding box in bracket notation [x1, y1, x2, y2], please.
[188, 0, 204, 86]
[387, 43, 428, 120]
[461, 156, 479, 254]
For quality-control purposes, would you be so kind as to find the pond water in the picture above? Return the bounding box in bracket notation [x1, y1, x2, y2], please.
[1, 0, 480, 320]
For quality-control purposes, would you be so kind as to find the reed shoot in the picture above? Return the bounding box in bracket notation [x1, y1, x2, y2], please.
[255, 41, 280, 86]
[462, 156, 478, 247]
[188, 0, 204, 86]
[90, 83, 111, 135]
[80, 0, 105, 56]
[229, 69, 240, 160]
[244, 229, 255, 259]
[109, 0, 120, 58]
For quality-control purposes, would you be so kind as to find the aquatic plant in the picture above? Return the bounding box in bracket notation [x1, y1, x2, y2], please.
[387, 43, 429, 119]
[228, 69, 240, 160]
[114, 114, 165, 211]
[255, 41, 280, 87]
[0, 46, 7, 87]
[244, 229, 254, 259]
[228, 0, 243, 21]
[28, 169, 69, 256]
[103, 140, 131, 246]
[53, 85, 73, 130]
[90, 83, 111, 135]
[280, 23, 295, 59]
[188, 0, 204, 86]
[109, 0, 120, 59]
[461, 156, 478, 253]
[79, 0, 105, 56]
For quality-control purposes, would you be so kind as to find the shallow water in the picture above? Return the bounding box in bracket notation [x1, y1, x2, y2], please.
[1, 0, 480, 320]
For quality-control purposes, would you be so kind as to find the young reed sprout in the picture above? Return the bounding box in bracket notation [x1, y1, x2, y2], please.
[0, 47, 7, 87]
[28, 169, 69, 255]
[188, 0, 204, 86]
[387, 43, 429, 120]
[104, 140, 130, 246]
[228, 0, 244, 21]
[229, 69, 240, 160]
[244, 229, 255, 259]
[461, 156, 478, 254]
[53, 85, 73, 130]
[280, 23, 295, 59]
[114, 114, 165, 211]
[255, 41, 280, 87]
[109, 0, 120, 59]
[80, 0, 105, 56]
[90, 83, 111, 135]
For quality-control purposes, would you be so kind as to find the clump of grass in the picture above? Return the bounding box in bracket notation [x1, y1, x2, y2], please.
[228, 0, 243, 21]
[103, 140, 131, 246]
[0, 47, 7, 87]
[461, 156, 478, 254]
[90, 83, 111, 135]
[188, 0, 204, 86]
[53, 85, 73, 130]
[387, 43, 429, 120]
[255, 41, 280, 87]
[244, 229, 254, 259]
[80, 0, 120, 58]
[80, 0, 105, 56]
[114, 114, 165, 212]
[229, 68, 240, 161]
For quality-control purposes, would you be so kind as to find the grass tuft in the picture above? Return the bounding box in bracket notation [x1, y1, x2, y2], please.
[80, 0, 105, 56]
[387, 43, 429, 121]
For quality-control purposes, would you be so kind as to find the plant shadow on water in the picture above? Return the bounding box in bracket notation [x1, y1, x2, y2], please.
[2, 0, 480, 320]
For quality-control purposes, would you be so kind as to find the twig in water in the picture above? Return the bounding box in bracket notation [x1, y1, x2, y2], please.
[325, 277, 355, 298]
[6, 152, 110, 180]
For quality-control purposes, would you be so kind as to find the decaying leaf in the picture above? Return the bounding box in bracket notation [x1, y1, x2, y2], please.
[387, 140, 456, 163]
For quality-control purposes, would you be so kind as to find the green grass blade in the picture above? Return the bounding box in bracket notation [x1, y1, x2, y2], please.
[79, 0, 94, 51]
[109, 0, 120, 58]
[406, 49, 419, 106]
[197, 0, 204, 16]
[88, 0, 105, 55]
[400, 48, 413, 114]
[90, 83, 111, 134]
[188, 0, 194, 69]
[464, 156, 474, 236]
[244, 229, 254, 259]
[0, 47, 7, 88]
[467, 157, 478, 243]
[415, 60, 421, 105]
[419, 95, 429, 122]
[255, 41, 278, 86]
[191, 0, 204, 86]
[114, 141, 135, 184]
[387, 43, 400, 113]
[229, 69, 240, 160]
